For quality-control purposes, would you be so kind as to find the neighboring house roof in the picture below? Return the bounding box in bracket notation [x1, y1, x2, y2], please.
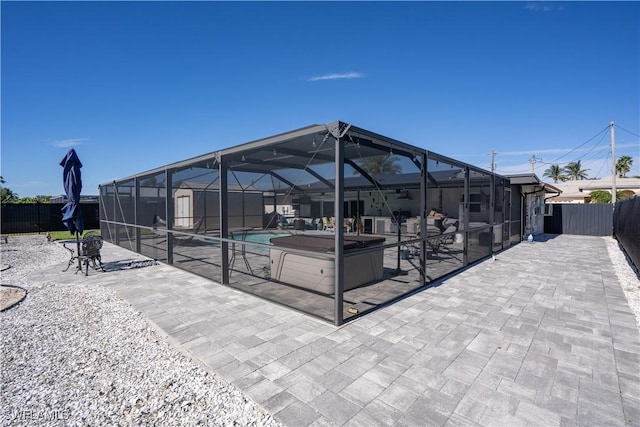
[545, 176, 640, 202]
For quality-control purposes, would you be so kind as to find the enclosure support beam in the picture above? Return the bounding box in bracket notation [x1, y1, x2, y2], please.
[490, 174, 495, 253]
[462, 167, 469, 266]
[346, 160, 381, 188]
[304, 167, 335, 190]
[134, 177, 141, 254]
[334, 132, 345, 326]
[166, 169, 174, 265]
[113, 182, 119, 246]
[220, 158, 230, 284]
[420, 152, 427, 285]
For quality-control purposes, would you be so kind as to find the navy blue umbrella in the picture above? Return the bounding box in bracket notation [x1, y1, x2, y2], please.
[60, 148, 84, 236]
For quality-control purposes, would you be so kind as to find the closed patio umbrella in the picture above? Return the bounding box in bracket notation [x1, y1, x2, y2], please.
[60, 148, 84, 270]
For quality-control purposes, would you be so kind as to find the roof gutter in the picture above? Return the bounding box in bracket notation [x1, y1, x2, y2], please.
[541, 181, 562, 201]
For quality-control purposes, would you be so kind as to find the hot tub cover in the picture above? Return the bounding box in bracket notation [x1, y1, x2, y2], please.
[270, 234, 385, 252]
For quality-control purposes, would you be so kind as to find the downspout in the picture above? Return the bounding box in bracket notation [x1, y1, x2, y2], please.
[544, 192, 561, 202]
[544, 182, 562, 202]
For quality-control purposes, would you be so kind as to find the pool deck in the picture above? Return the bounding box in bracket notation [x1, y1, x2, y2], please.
[34, 234, 640, 426]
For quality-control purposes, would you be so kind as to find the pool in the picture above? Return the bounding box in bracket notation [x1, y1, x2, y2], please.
[231, 231, 293, 253]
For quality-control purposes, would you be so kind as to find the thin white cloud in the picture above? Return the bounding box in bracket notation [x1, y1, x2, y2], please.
[499, 142, 638, 157]
[499, 147, 580, 157]
[309, 72, 364, 82]
[450, 146, 580, 159]
[524, 2, 563, 12]
[53, 138, 87, 148]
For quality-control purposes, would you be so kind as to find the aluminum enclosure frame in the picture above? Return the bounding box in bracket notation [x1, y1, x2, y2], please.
[99, 120, 512, 325]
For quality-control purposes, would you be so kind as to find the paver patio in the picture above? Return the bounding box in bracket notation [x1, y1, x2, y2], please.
[33, 234, 640, 426]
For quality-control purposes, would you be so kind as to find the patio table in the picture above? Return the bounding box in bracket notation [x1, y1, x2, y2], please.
[229, 227, 254, 275]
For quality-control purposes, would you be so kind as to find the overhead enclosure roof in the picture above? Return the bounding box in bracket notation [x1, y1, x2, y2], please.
[106, 120, 508, 195]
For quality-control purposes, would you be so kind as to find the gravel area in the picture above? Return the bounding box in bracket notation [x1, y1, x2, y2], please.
[604, 236, 640, 331]
[0, 235, 281, 426]
[1, 235, 639, 426]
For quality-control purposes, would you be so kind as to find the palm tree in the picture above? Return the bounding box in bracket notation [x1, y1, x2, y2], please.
[564, 161, 589, 180]
[615, 155, 633, 178]
[355, 155, 402, 175]
[543, 164, 567, 183]
[141, 175, 158, 187]
[0, 187, 17, 203]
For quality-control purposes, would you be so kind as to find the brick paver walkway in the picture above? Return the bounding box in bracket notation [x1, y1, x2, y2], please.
[37, 234, 640, 426]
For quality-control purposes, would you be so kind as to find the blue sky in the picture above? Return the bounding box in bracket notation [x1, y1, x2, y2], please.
[2, 1, 639, 198]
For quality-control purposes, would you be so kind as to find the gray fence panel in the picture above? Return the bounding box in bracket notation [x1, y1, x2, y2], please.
[544, 204, 613, 236]
[614, 197, 640, 272]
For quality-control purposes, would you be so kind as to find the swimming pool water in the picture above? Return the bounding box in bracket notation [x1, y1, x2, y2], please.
[232, 231, 293, 253]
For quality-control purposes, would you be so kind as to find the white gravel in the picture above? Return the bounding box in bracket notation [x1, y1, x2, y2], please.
[604, 236, 640, 331]
[1, 235, 639, 426]
[0, 235, 281, 427]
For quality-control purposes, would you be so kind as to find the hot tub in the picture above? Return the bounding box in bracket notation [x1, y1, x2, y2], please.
[269, 235, 385, 294]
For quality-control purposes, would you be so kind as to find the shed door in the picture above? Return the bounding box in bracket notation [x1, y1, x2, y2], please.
[176, 195, 191, 227]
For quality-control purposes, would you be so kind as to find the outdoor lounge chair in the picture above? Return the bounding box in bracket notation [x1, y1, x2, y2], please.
[153, 215, 206, 245]
[410, 221, 458, 261]
[322, 217, 334, 231]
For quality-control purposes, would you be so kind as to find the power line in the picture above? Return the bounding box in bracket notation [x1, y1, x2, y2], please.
[547, 125, 610, 164]
[568, 128, 610, 163]
[616, 124, 640, 138]
[522, 124, 613, 174]
[579, 150, 612, 190]
[489, 122, 629, 176]
[582, 145, 611, 163]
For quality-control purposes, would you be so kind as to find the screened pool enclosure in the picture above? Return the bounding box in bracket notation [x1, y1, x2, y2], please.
[100, 121, 515, 325]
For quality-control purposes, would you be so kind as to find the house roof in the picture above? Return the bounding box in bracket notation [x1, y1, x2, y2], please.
[506, 173, 562, 194]
[547, 176, 640, 198]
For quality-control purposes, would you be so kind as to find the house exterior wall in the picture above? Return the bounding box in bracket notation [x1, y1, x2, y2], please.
[523, 189, 546, 237]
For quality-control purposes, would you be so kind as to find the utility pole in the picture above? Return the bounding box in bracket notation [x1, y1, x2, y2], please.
[611, 121, 616, 205]
[490, 150, 497, 173]
[529, 155, 536, 174]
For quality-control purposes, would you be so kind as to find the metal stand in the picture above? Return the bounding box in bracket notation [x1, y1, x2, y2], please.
[228, 228, 253, 276]
[396, 221, 408, 275]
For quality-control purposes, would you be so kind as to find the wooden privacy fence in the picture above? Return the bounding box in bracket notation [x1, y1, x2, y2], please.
[544, 203, 614, 236]
[0, 203, 100, 234]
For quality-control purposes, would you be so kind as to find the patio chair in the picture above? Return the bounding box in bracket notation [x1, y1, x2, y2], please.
[409, 228, 446, 261]
[63, 231, 104, 276]
[440, 222, 459, 246]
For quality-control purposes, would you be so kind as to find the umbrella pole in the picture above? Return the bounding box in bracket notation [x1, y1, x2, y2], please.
[76, 231, 82, 272]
